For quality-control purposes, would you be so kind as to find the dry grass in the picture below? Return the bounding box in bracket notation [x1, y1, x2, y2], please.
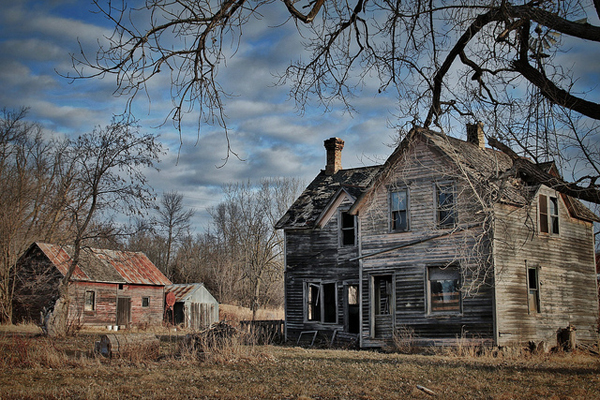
[219, 304, 284, 325]
[1, 324, 599, 399]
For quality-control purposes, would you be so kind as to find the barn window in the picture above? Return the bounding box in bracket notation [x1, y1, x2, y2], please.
[527, 267, 540, 314]
[142, 297, 150, 307]
[340, 211, 356, 246]
[306, 282, 337, 323]
[428, 267, 461, 313]
[539, 194, 559, 234]
[436, 183, 456, 228]
[84, 290, 95, 311]
[390, 189, 409, 232]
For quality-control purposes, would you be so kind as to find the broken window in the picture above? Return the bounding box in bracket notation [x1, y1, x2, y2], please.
[436, 183, 456, 228]
[390, 189, 409, 232]
[142, 297, 150, 307]
[340, 211, 356, 246]
[373, 276, 393, 315]
[428, 267, 461, 313]
[84, 290, 95, 311]
[539, 194, 559, 234]
[549, 197, 559, 234]
[527, 267, 540, 314]
[306, 282, 337, 323]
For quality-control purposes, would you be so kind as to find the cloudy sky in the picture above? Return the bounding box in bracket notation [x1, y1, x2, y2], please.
[1, 0, 599, 233]
[0, 0, 399, 231]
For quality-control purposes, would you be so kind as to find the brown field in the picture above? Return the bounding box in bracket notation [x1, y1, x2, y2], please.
[0, 323, 599, 399]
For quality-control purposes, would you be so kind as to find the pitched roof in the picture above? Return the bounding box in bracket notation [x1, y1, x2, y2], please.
[275, 165, 383, 229]
[165, 283, 217, 303]
[277, 128, 599, 229]
[33, 242, 171, 286]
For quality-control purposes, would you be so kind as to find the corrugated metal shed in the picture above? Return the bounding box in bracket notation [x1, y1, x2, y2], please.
[35, 242, 171, 286]
[165, 283, 219, 329]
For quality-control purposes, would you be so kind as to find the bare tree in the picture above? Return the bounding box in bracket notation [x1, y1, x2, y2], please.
[0, 108, 73, 323]
[155, 191, 195, 280]
[45, 119, 162, 337]
[208, 178, 302, 318]
[70, 1, 600, 203]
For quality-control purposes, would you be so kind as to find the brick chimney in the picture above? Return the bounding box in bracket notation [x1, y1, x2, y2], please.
[324, 137, 344, 175]
[466, 122, 485, 149]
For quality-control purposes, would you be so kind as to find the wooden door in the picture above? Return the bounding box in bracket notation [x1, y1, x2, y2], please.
[116, 297, 131, 326]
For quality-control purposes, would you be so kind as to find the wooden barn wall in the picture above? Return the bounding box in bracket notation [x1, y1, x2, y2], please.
[358, 139, 494, 347]
[13, 250, 63, 323]
[493, 187, 599, 347]
[69, 282, 165, 327]
[285, 197, 360, 340]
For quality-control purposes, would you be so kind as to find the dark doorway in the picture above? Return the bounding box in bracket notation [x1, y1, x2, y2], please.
[346, 284, 360, 334]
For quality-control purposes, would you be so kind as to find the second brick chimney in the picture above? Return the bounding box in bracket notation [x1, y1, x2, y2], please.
[324, 137, 344, 175]
[466, 122, 485, 149]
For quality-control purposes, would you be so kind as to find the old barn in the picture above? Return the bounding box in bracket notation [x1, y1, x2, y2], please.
[14, 242, 171, 329]
[276, 128, 600, 349]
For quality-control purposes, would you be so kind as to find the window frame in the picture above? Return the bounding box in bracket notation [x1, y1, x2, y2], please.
[389, 188, 410, 232]
[142, 297, 150, 308]
[339, 210, 356, 247]
[84, 290, 96, 312]
[527, 266, 541, 314]
[305, 281, 338, 324]
[427, 266, 462, 315]
[435, 182, 457, 229]
[539, 194, 559, 235]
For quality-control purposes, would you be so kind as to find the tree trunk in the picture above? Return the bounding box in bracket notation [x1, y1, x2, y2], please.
[45, 281, 70, 337]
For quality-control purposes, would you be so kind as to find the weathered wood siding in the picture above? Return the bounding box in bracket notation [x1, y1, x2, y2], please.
[493, 187, 599, 347]
[69, 282, 165, 327]
[358, 139, 494, 347]
[285, 197, 360, 341]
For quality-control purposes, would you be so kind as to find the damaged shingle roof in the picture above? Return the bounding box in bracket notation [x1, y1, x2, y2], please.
[275, 166, 383, 229]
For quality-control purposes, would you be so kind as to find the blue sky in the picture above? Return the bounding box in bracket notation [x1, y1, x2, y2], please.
[0, 0, 396, 231]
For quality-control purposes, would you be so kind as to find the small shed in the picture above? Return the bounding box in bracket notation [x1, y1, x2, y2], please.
[165, 283, 219, 330]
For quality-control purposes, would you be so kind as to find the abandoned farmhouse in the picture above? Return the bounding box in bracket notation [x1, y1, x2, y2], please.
[14, 242, 172, 328]
[276, 126, 600, 349]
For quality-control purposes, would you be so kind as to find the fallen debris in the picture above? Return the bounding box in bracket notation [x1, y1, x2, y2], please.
[182, 321, 238, 352]
[416, 385, 436, 396]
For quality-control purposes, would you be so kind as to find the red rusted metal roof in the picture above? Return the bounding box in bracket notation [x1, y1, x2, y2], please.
[35, 242, 171, 286]
[164, 283, 197, 302]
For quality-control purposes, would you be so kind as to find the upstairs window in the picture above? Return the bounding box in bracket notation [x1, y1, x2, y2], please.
[306, 282, 337, 323]
[428, 267, 461, 313]
[340, 211, 356, 246]
[84, 290, 95, 311]
[390, 190, 409, 232]
[142, 297, 150, 307]
[539, 194, 559, 234]
[436, 183, 456, 228]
